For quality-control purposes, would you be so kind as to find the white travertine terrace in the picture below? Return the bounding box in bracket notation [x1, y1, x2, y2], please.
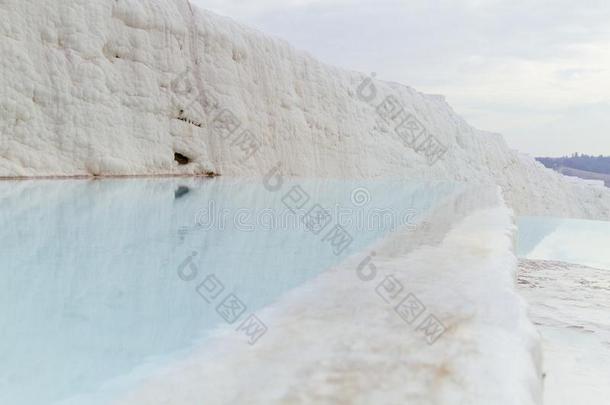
[0, 0, 609, 219]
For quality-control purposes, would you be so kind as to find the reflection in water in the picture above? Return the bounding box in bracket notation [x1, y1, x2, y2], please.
[517, 216, 610, 270]
[174, 185, 190, 199]
[0, 178, 456, 405]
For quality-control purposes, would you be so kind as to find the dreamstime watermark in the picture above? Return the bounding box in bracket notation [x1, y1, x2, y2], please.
[195, 199, 417, 233]
[177, 252, 268, 345]
[260, 163, 357, 256]
[356, 252, 447, 345]
[351, 187, 372, 207]
[356, 73, 448, 166]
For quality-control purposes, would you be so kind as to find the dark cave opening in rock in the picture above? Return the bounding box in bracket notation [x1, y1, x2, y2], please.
[174, 152, 190, 165]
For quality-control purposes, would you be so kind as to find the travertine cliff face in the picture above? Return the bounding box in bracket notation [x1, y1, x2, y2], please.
[0, 0, 608, 219]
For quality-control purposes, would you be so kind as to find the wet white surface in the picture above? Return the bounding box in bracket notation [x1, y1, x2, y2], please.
[518, 259, 610, 405]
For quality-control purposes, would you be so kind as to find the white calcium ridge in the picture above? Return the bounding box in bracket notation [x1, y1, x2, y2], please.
[0, 0, 609, 219]
[115, 186, 542, 405]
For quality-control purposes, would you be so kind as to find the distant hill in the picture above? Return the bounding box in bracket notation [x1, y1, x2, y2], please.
[536, 154, 610, 187]
[557, 167, 610, 187]
[537, 154, 610, 175]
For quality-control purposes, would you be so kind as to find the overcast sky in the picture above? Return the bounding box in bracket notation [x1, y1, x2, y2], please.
[192, 0, 610, 157]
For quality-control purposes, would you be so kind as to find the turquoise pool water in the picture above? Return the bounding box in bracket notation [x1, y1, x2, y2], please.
[517, 216, 610, 270]
[0, 178, 457, 405]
